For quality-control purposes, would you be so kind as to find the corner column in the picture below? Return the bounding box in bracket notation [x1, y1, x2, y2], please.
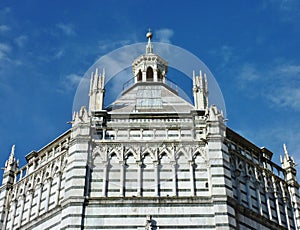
[189, 160, 195, 196]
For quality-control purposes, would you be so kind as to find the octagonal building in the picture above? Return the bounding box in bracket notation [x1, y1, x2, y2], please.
[0, 32, 299, 230]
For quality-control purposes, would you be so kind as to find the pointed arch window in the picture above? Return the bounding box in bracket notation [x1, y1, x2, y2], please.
[137, 69, 142, 81]
[146, 67, 153, 81]
[157, 69, 163, 82]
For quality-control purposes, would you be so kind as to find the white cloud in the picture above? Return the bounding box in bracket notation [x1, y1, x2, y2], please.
[0, 25, 10, 32]
[275, 64, 300, 76]
[0, 7, 11, 16]
[156, 28, 174, 43]
[267, 63, 300, 110]
[267, 86, 300, 111]
[277, 0, 299, 11]
[98, 39, 131, 53]
[261, 0, 300, 23]
[0, 43, 11, 62]
[234, 62, 300, 111]
[236, 63, 260, 89]
[209, 45, 235, 68]
[240, 64, 260, 81]
[54, 49, 65, 59]
[59, 73, 84, 93]
[14, 35, 28, 48]
[220, 46, 233, 65]
[66, 74, 82, 87]
[56, 23, 75, 36]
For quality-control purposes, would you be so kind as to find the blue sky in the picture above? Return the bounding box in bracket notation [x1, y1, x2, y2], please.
[1, 0, 300, 174]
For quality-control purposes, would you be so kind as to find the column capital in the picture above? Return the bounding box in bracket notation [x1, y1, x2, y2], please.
[153, 161, 159, 166]
[170, 161, 176, 166]
[188, 160, 195, 166]
[136, 161, 143, 167]
[119, 161, 126, 166]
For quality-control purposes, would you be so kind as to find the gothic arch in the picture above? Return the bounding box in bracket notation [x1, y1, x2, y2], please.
[192, 147, 206, 162]
[125, 148, 137, 160]
[176, 148, 189, 160]
[142, 147, 155, 160]
[108, 150, 121, 161]
[146, 66, 153, 81]
[159, 145, 172, 160]
[142, 152, 150, 159]
[92, 145, 107, 160]
[53, 164, 60, 175]
[93, 151, 101, 160]
[125, 151, 135, 160]
[92, 145, 102, 158]
[159, 150, 171, 160]
[137, 69, 142, 81]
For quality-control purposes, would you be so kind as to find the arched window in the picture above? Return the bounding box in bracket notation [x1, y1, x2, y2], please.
[137, 69, 142, 81]
[157, 69, 162, 82]
[146, 67, 153, 81]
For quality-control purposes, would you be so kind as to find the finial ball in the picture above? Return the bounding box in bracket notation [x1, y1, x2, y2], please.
[146, 31, 153, 40]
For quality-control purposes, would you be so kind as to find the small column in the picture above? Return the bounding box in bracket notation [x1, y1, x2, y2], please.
[254, 180, 263, 215]
[134, 75, 138, 83]
[115, 129, 118, 140]
[153, 161, 159, 196]
[154, 68, 158, 82]
[254, 168, 263, 215]
[10, 199, 17, 230]
[244, 175, 252, 209]
[102, 161, 108, 196]
[137, 161, 143, 196]
[33, 160, 37, 171]
[35, 183, 43, 218]
[44, 177, 53, 212]
[26, 189, 34, 222]
[235, 169, 242, 204]
[142, 71, 147, 82]
[19, 169, 23, 180]
[280, 181, 291, 230]
[263, 171, 273, 220]
[17, 194, 25, 228]
[171, 161, 177, 196]
[54, 172, 62, 207]
[120, 161, 125, 197]
[189, 160, 195, 196]
[102, 129, 106, 140]
[272, 176, 282, 225]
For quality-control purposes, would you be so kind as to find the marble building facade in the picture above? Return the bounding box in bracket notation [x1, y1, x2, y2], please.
[0, 32, 299, 230]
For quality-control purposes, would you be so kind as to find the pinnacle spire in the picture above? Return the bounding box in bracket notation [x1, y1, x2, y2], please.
[146, 28, 153, 54]
[3, 144, 18, 173]
[88, 67, 105, 111]
[283, 143, 289, 158]
[193, 70, 208, 110]
[8, 144, 15, 164]
[281, 143, 296, 168]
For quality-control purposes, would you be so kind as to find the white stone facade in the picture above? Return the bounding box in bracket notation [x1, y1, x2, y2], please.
[0, 35, 299, 230]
